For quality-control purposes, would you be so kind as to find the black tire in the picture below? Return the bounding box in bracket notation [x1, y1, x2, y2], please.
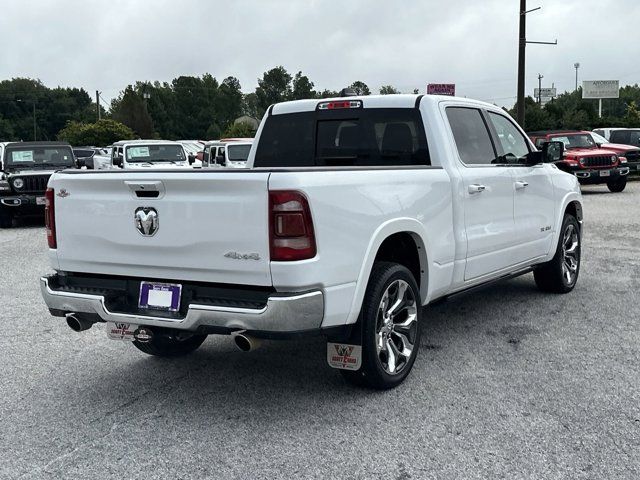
[0, 211, 13, 228]
[607, 177, 627, 192]
[534, 214, 581, 293]
[341, 262, 422, 390]
[133, 330, 207, 357]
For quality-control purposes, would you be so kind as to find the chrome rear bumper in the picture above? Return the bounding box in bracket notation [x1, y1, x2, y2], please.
[40, 276, 324, 333]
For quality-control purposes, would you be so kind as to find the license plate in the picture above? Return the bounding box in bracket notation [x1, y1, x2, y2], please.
[599, 170, 610, 177]
[106, 322, 138, 341]
[138, 282, 182, 312]
[36, 196, 46, 205]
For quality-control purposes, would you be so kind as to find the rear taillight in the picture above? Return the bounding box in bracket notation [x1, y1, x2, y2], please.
[45, 188, 56, 249]
[269, 190, 316, 261]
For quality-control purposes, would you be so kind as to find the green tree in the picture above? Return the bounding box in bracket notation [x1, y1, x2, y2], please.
[255, 66, 293, 117]
[624, 101, 640, 126]
[290, 71, 316, 100]
[57, 119, 135, 146]
[222, 121, 256, 138]
[349, 81, 371, 96]
[379, 85, 400, 95]
[111, 86, 154, 138]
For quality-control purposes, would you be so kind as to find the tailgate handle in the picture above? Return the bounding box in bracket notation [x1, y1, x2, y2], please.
[124, 181, 165, 199]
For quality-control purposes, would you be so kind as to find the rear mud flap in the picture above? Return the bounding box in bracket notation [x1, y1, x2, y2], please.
[326, 321, 363, 371]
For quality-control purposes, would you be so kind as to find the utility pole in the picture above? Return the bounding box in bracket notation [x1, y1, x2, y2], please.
[516, 0, 557, 127]
[96, 90, 101, 121]
[32, 102, 36, 141]
[537, 74, 544, 104]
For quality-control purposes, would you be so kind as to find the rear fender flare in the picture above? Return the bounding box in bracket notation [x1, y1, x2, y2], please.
[345, 218, 430, 325]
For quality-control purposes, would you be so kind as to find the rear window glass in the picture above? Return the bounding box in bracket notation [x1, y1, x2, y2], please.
[254, 108, 429, 167]
[227, 144, 252, 161]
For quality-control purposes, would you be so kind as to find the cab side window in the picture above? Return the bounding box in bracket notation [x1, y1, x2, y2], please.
[446, 107, 497, 165]
[487, 112, 530, 164]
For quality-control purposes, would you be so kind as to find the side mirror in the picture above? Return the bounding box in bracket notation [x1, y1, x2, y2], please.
[215, 155, 225, 166]
[202, 151, 210, 165]
[188, 154, 195, 165]
[113, 156, 123, 168]
[84, 157, 95, 169]
[76, 158, 85, 168]
[542, 141, 564, 163]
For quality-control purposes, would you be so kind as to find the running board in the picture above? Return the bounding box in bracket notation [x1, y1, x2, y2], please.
[430, 267, 534, 304]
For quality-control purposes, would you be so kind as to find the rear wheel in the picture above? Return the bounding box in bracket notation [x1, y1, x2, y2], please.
[133, 330, 207, 357]
[534, 214, 581, 293]
[607, 177, 627, 192]
[341, 262, 422, 390]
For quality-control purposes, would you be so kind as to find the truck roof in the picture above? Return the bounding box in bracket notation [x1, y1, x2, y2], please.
[111, 139, 181, 147]
[5, 141, 71, 148]
[270, 94, 498, 115]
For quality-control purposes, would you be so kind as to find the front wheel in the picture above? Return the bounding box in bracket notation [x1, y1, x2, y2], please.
[534, 214, 581, 293]
[607, 177, 627, 192]
[133, 329, 207, 357]
[341, 262, 422, 390]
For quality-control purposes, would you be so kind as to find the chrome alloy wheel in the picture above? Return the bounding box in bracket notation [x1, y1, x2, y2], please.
[376, 280, 418, 375]
[562, 223, 580, 285]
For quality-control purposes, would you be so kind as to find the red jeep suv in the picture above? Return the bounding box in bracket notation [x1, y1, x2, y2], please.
[528, 131, 630, 192]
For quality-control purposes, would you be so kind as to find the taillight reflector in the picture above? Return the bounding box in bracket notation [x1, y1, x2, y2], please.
[269, 191, 316, 261]
[45, 188, 56, 248]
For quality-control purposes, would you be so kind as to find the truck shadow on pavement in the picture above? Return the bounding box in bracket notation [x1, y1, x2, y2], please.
[73, 274, 553, 417]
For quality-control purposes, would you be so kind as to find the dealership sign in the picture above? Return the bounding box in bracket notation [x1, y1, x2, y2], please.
[534, 88, 557, 98]
[582, 80, 619, 99]
[427, 84, 456, 96]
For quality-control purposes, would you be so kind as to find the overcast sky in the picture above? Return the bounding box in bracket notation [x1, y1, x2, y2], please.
[1, 0, 639, 108]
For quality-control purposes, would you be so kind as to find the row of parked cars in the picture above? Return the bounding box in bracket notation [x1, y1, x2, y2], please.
[527, 128, 640, 192]
[0, 137, 254, 227]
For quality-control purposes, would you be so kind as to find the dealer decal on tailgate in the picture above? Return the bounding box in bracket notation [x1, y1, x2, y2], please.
[327, 343, 362, 370]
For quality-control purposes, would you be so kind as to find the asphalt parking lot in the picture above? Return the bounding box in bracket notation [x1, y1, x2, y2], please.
[1, 182, 638, 480]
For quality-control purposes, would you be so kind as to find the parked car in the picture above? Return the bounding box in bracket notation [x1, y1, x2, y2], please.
[40, 94, 582, 389]
[104, 140, 194, 169]
[592, 128, 627, 141]
[529, 130, 629, 192]
[589, 131, 640, 173]
[0, 141, 75, 227]
[202, 138, 253, 168]
[608, 128, 640, 148]
[177, 140, 204, 168]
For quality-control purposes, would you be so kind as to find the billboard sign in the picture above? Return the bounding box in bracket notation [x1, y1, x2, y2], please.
[534, 88, 557, 98]
[427, 84, 456, 96]
[582, 80, 619, 99]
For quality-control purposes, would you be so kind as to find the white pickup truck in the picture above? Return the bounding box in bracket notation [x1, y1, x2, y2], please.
[40, 94, 583, 389]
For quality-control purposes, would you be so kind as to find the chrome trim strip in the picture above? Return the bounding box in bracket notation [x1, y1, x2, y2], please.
[40, 277, 324, 332]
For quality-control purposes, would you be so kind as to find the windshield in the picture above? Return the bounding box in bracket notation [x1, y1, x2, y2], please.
[5, 146, 75, 169]
[125, 145, 186, 163]
[227, 144, 252, 162]
[590, 132, 608, 144]
[550, 134, 596, 150]
[254, 108, 429, 167]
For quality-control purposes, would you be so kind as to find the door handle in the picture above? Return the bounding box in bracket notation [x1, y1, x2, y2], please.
[468, 184, 486, 194]
[514, 181, 529, 190]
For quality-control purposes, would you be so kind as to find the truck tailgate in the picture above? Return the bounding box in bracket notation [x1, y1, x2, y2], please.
[49, 171, 272, 286]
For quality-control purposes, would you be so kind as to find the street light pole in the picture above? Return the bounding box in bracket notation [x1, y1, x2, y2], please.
[538, 74, 544, 105]
[574, 63, 580, 91]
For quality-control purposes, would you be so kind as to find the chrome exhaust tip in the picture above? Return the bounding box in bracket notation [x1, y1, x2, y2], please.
[232, 331, 261, 352]
[65, 313, 94, 332]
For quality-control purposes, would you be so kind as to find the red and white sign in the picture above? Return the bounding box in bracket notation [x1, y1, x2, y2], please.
[427, 84, 456, 96]
[327, 343, 362, 370]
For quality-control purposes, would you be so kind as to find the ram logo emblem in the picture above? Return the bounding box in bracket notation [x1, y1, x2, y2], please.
[134, 207, 159, 236]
